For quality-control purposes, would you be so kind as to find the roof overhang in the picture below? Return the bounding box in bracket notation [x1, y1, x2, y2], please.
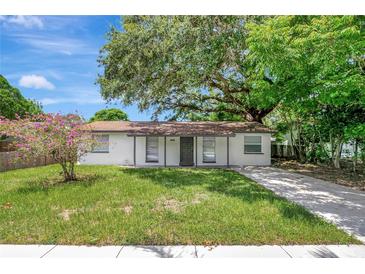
[126, 133, 236, 137]
[84, 121, 276, 135]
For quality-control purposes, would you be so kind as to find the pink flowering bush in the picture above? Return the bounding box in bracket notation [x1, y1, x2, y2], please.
[0, 113, 95, 181]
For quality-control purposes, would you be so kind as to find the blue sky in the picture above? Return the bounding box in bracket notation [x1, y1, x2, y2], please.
[0, 15, 152, 121]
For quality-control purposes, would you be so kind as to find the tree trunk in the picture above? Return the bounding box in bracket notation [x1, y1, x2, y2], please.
[69, 162, 76, 181]
[333, 141, 343, 169]
[299, 146, 306, 163]
[353, 140, 358, 173]
[296, 125, 306, 163]
[330, 133, 335, 160]
[290, 127, 302, 161]
[60, 161, 77, 182]
[245, 113, 263, 124]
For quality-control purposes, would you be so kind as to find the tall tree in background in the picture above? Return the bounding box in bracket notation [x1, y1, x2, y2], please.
[248, 16, 364, 168]
[89, 108, 129, 122]
[98, 16, 281, 123]
[0, 75, 42, 119]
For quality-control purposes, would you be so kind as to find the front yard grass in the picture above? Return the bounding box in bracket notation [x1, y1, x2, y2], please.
[0, 165, 359, 245]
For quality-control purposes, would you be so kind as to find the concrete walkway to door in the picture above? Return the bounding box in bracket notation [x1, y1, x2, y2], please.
[238, 166, 365, 243]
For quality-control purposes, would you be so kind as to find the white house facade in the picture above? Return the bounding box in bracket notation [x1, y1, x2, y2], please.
[80, 121, 274, 167]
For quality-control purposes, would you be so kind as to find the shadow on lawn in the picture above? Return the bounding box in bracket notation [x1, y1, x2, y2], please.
[121, 168, 321, 223]
[15, 173, 106, 194]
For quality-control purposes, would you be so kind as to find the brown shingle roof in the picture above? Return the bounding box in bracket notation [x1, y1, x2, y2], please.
[85, 121, 274, 136]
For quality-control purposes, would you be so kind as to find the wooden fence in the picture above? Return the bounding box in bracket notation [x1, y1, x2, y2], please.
[271, 144, 296, 159]
[0, 140, 14, 152]
[0, 151, 56, 172]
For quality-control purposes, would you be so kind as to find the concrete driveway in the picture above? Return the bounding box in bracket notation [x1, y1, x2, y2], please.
[238, 166, 365, 243]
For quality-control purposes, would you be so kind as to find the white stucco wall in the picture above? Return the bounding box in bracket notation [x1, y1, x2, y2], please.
[196, 136, 228, 166]
[166, 137, 180, 166]
[136, 136, 181, 166]
[80, 133, 134, 165]
[80, 132, 271, 167]
[135, 136, 165, 166]
[229, 133, 271, 166]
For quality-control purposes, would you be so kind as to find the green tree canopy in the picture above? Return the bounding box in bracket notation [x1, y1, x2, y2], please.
[170, 102, 243, 121]
[0, 75, 42, 119]
[89, 108, 129, 122]
[247, 16, 364, 109]
[98, 16, 281, 123]
[248, 16, 365, 167]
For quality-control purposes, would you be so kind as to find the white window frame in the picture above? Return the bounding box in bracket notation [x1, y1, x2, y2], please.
[203, 136, 216, 163]
[92, 134, 109, 153]
[244, 135, 262, 154]
[146, 136, 159, 163]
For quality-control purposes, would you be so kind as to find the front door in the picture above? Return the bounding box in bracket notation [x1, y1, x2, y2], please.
[180, 137, 194, 166]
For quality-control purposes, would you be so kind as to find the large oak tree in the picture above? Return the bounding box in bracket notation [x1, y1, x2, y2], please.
[97, 16, 280, 123]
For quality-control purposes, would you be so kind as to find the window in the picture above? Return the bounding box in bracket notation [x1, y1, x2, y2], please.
[244, 136, 262, 153]
[92, 134, 109, 153]
[203, 137, 216, 163]
[146, 136, 159, 162]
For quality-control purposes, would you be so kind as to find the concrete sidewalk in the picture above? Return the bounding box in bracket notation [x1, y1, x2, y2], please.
[238, 166, 365, 243]
[1, 244, 365, 258]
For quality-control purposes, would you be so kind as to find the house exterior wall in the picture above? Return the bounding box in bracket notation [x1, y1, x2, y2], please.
[196, 136, 228, 166]
[80, 133, 134, 165]
[229, 133, 271, 166]
[135, 136, 166, 166]
[166, 136, 180, 166]
[80, 132, 271, 167]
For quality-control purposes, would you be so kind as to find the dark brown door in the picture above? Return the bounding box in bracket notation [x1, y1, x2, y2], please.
[180, 137, 194, 166]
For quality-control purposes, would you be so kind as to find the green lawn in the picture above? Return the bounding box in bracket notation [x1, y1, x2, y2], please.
[0, 165, 359, 245]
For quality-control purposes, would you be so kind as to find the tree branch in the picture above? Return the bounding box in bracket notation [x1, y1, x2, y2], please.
[173, 102, 246, 116]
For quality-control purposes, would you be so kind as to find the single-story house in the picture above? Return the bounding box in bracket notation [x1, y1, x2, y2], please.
[80, 121, 274, 167]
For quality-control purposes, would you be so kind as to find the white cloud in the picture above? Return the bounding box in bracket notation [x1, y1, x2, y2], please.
[19, 75, 55, 90]
[10, 34, 97, 56]
[0, 16, 43, 29]
[40, 97, 103, 106]
[38, 85, 104, 106]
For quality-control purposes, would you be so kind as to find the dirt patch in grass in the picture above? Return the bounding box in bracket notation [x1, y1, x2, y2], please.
[58, 209, 77, 221]
[1, 202, 13, 209]
[121, 204, 133, 215]
[274, 160, 365, 191]
[154, 193, 210, 213]
[154, 198, 184, 213]
[191, 193, 209, 204]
